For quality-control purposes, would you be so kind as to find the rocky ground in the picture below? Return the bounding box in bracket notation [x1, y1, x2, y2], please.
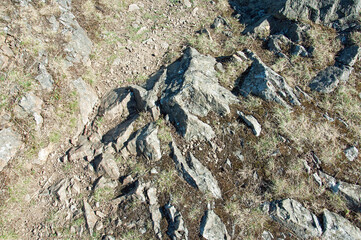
[0, 0, 361, 239]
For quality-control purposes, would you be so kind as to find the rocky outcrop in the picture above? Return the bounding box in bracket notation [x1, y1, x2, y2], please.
[336, 45, 361, 67]
[239, 50, 301, 107]
[200, 210, 230, 240]
[267, 199, 323, 239]
[0, 128, 22, 172]
[171, 141, 222, 199]
[94, 151, 120, 180]
[164, 203, 189, 240]
[322, 210, 361, 240]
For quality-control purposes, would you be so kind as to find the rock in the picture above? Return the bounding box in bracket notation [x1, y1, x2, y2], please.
[147, 188, 162, 239]
[238, 111, 261, 137]
[72, 78, 98, 127]
[319, 172, 361, 209]
[159, 48, 238, 141]
[35, 63, 54, 91]
[182, 0, 192, 8]
[336, 45, 360, 67]
[58, 2, 92, 66]
[83, 199, 98, 236]
[243, 16, 272, 39]
[34, 144, 53, 165]
[239, 50, 301, 107]
[68, 141, 94, 161]
[17, 92, 43, 127]
[164, 203, 189, 240]
[262, 230, 274, 240]
[291, 44, 309, 57]
[200, 210, 230, 240]
[344, 146, 358, 161]
[309, 65, 353, 93]
[211, 16, 228, 29]
[93, 176, 118, 191]
[313, 172, 322, 186]
[49, 179, 69, 205]
[98, 88, 132, 121]
[94, 152, 120, 180]
[267, 34, 291, 53]
[267, 199, 322, 239]
[128, 4, 140, 11]
[113, 119, 135, 152]
[322, 209, 361, 240]
[171, 141, 222, 199]
[0, 128, 22, 172]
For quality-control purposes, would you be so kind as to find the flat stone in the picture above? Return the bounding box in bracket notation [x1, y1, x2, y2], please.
[344, 146, 358, 161]
[336, 45, 360, 67]
[0, 128, 22, 171]
[323, 209, 361, 240]
[238, 111, 261, 136]
[200, 210, 230, 240]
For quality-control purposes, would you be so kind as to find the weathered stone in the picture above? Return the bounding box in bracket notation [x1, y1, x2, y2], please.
[147, 187, 162, 239]
[238, 111, 261, 137]
[322, 209, 361, 240]
[93, 176, 118, 191]
[267, 34, 291, 53]
[344, 146, 358, 161]
[164, 203, 189, 240]
[291, 44, 309, 57]
[171, 141, 222, 199]
[18, 92, 43, 127]
[133, 123, 162, 161]
[34, 144, 53, 165]
[239, 50, 301, 107]
[268, 199, 322, 239]
[309, 65, 353, 93]
[94, 152, 120, 180]
[113, 119, 135, 152]
[68, 141, 93, 161]
[128, 4, 140, 11]
[243, 16, 272, 39]
[211, 16, 228, 29]
[98, 88, 132, 120]
[262, 231, 274, 240]
[336, 45, 360, 67]
[200, 210, 230, 240]
[49, 179, 69, 205]
[35, 63, 54, 91]
[0, 128, 22, 172]
[72, 78, 98, 127]
[83, 199, 98, 236]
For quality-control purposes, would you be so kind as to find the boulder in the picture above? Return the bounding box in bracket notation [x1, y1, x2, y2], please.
[267, 199, 323, 239]
[147, 187, 162, 239]
[83, 199, 98, 236]
[243, 16, 272, 39]
[239, 50, 301, 107]
[94, 152, 120, 180]
[98, 88, 133, 121]
[72, 78, 98, 127]
[171, 141, 222, 199]
[137, 123, 162, 161]
[344, 146, 358, 161]
[164, 203, 189, 240]
[238, 111, 261, 137]
[0, 128, 22, 172]
[336, 45, 361, 67]
[322, 210, 361, 240]
[35, 63, 54, 91]
[200, 210, 230, 240]
[309, 65, 353, 93]
[267, 34, 291, 53]
[17, 92, 43, 127]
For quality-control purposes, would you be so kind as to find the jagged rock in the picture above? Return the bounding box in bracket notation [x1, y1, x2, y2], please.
[291, 44, 309, 57]
[93, 176, 118, 191]
[68, 141, 94, 161]
[309, 65, 353, 93]
[159, 48, 238, 141]
[319, 171, 361, 209]
[211, 16, 228, 29]
[98, 88, 132, 121]
[94, 151, 120, 180]
[0, 128, 22, 172]
[200, 210, 230, 240]
[57, 0, 92, 66]
[344, 146, 358, 161]
[322, 209, 361, 240]
[164, 203, 189, 240]
[113, 119, 135, 152]
[35, 63, 54, 91]
[262, 231, 274, 240]
[238, 111, 261, 137]
[49, 179, 69, 205]
[147, 188, 162, 239]
[171, 141, 222, 199]
[336, 45, 360, 67]
[72, 78, 98, 127]
[272, 0, 361, 26]
[34, 144, 53, 165]
[267, 199, 323, 239]
[239, 51, 301, 107]
[125, 122, 161, 161]
[83, 199, 98, 236]
[17, 92, 43, 127]
[267, 34, 291, 53]
[243, 16, 272, 39]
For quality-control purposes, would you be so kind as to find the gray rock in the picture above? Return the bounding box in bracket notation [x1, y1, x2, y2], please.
[200, 210, 230, 240]
[243, 16, 272, 39]
[35, 63, 54, 91]
[83, 199, 98, 236]
[136, 123, 162, 161]
[322, 210, 361, 240]
[128, 4, 140, 11]
[159, 48, 238, 141]
[262, 230, 274, 240]
[49, 179, 69, 205]
[336, 45, 361, 67]
[211, 16, 228, 29]
[319, 171, 361, 209]
[344, 146, 358, 161]
[18, 92, 43, 127]
[113, 119, 135, 152]
[171, 141, 222, 199]
[238, 111, 261, 136]
[0, 128, 22, 172]
[267, 34, 291, 53]
[147, 187, 162, 239]
[95, 152, 120, 180]
[72, 78, 98, 127]
[98, 88, 132, 120]
[240, 51, 301, 107]
[309, 65, 353, 93]
[93, 176, 118, 191]
[34, 144, 53, 165]
[164, 203, 189, 240]
[268, 199, 323, 239]
[67, 140, 94, 162]
[291, 44, 309, 57]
